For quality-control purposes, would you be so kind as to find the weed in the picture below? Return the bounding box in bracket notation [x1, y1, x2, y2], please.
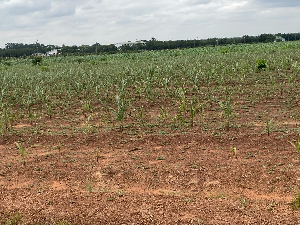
[190, 163, 199, 169]
[268, 202, 276, 211]
[220, 47, 229, 54]
[107, 197, 116, 201]
[256, 59, 267, 71]
[157, 156, 166, 160]
[116, 190, 125, 197]
[291, 191, 300, 210]
[183, 198, 193, 202]
[240, 197, 248, 209]
[210, 192, 227, 199]
[4, 212, 22, 225]
[85, 181, 93, 192]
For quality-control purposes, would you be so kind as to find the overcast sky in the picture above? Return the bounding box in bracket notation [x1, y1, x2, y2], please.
[0, 0, 299, 48]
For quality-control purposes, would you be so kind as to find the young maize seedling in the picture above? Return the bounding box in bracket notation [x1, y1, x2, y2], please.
[219, 93, 233, 131]
[265, 118, 274, 136]
[84, 115, 92, 135]
[135, 106, 146, 127]
[289, 136, 300, 158]
[178, 88, 186, 113]
[172, 112, 185, 129]
[57, 142, 62, 158]
[158, 106, 169, 123]
[15, 142, 26, 166]
[231, 146, 237, 158]
[145, 78, 153, 101]
[96, 151, 102, 162]
[46, 102, 53, 119]
[0, 108, 7, 135]
[0, 118, 3, 135]
[0, 107, 10, 133]
[189, 98, 201, 127]
[82, 100, 91, 118]
[118, 79, 127, 99]
[28, 110, 38, 126]
[114, 95, 128, 131]
[163, 77, 171, 97]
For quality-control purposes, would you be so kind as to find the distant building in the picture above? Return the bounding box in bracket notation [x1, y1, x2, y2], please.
[115, 41, 146, 49]
[274, 36, 285, 42]
[32, 52, 45, 57]
[45, 49, 59, 56]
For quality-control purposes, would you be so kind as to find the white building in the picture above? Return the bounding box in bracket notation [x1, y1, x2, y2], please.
[45, 49, 59, 56]
[115, 41, 146, 49]
[274, 36, 285, 42]
[32, 53, 45, 57]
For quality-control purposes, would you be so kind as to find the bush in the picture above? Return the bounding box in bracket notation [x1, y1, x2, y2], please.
[256, 59, 267, 71]
[32, 56, 43, 65]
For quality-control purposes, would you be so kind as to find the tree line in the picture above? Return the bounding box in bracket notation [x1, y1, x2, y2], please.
[1, 32, 300, 58]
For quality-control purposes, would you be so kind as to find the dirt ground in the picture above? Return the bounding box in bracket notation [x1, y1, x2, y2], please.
[0, 98, 300, 224]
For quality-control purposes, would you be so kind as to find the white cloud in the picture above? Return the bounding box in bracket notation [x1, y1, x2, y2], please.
[218, 1, 248, 12]
[0, 0, 299, 47]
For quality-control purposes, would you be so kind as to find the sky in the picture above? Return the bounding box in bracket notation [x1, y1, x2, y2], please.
[0, 0, 300, 48]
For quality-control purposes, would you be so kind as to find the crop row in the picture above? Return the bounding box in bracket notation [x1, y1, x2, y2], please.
[0, 41, 299, 133]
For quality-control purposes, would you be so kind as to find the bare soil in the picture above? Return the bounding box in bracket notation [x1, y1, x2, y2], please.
[0, 97, 300, 224]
